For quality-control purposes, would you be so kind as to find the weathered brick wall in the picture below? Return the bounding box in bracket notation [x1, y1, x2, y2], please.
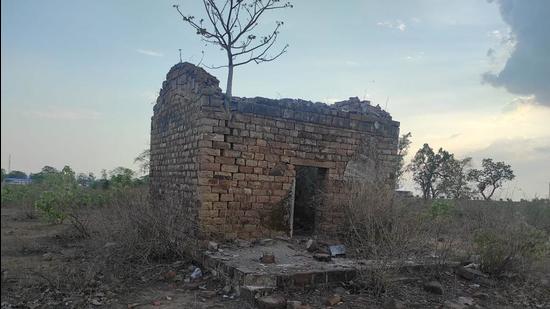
[150, 62, 222, 235]
[150, 62, 400, 240]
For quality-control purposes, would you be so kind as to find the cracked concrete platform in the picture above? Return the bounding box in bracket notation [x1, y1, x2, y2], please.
[197, 239, 459, 293]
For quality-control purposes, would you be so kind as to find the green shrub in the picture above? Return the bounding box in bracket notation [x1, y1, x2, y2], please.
[474, 225, 548, 275]
[1, 185, 41, 208]
[34, 190, 70, 223]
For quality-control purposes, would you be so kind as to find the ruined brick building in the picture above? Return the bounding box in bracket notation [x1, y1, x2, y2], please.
[150, 62, 400, 240]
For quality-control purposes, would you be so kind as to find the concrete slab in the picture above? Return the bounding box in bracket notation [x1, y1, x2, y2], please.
[198, 238, 460, 293]
[199, 239, 359, 289]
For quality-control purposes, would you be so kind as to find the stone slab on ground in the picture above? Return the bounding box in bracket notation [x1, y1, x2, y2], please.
[196, 239, 461, 307]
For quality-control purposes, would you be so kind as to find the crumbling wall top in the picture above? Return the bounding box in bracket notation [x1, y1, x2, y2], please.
[156, 62, 395, 123]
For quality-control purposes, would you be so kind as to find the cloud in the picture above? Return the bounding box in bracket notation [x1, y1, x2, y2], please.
[29, 106, 101, 120]
[136, 49, 164, 57]
[376, 20, 407, 31]
[403, 51, 425, 61]
[482, 0, 550, 105]
[501, 95, 537, 113]
[402, 97, 550, 160]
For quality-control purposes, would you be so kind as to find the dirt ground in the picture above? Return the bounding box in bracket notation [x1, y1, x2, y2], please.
[0, 204, 248, 309]
[2, 203, 549, 309]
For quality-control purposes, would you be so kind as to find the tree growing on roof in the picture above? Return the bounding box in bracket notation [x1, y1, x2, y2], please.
[173, 0, 292, 114]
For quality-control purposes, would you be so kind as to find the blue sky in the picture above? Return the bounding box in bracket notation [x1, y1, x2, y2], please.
[2, 0, 549, 199]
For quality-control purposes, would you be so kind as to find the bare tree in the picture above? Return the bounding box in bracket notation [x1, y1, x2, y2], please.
[394, 132, 412, 187]
[134, 149, 150, 176]
[173, 0, 292, 112]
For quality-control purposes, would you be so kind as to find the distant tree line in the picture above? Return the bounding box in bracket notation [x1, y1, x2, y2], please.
[396, 133, 515, 201]
[1, 149, 150, 189]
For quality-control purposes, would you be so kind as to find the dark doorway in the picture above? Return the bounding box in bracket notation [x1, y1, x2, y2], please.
[292, 166, 327, 236]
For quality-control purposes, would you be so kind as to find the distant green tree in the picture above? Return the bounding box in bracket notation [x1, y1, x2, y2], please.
[409, 144, 455, 199]
[109, 167, 136, 188]
[92, 169, 111, 189]
[1, 168, 6, 181]
[438, 157, 473, 199]
[61, 165, 75, 179]
[468, 158, 515, 200]
[30, 166, 59, 183]
[7, 170, 27, 179]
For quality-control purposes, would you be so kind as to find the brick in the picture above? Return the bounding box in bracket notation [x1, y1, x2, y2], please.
[245, 159, 258, 167]
[213, 202, 228, 210]
[198, 140, 212, 147]
[224, 150, 242, 157]
[239, 166, 254, 173]
[245, 173, 259, 181]
[201, 162, 220, 171]
[233, 173, 245, 180]
[221, 164, 238, 173]
[212, 141, 231, 149]
[220, 194, 234, 202]
[215, 156, 235, 164]
[203, 133, 224, 141]
[200, 148, 221, 156]
[202, 193, 219, 202]
[258, 175, 274, 182]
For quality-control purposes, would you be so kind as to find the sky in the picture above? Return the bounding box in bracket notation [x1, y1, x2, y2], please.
[1, 0, 549, 199]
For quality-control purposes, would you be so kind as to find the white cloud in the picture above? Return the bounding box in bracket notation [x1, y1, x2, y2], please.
[403, 51, 425, 61]
[376, 20, 407, 32]
[136, 49, 164, 57]
[29, 106, 101, 120]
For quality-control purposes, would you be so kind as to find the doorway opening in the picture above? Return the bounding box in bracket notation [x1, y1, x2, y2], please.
[291, 166, 327, 236]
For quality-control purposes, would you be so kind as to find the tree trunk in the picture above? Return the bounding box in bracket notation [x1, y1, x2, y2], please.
[481, 190, 488, 200]
[486, 186, 497, 200]
[225, 54, 234, 114]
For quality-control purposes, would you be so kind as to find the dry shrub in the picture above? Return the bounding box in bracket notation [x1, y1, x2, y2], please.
[474, 225, 547, 275]
[344, 182, 428, 259]
[76, 187, 199, 263]
[437, 200, 549, 275]
[342, 181, 431, 295]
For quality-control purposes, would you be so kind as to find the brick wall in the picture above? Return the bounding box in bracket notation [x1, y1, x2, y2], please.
[150, 62, 222, 235]
[150, 62, 400, 240]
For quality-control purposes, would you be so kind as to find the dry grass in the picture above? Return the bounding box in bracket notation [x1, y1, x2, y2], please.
[342, 181, 550, 296]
